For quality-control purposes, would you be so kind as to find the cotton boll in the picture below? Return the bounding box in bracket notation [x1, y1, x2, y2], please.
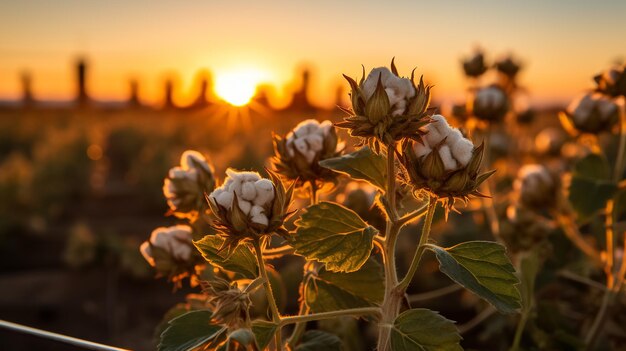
[237, 199, 251, 215]
[306, 134, 324, 152]
[293, 138, 309, 155]
[451, 137, 474, 167]
[391, 100, 407, 116]
[439, 145, 458, 171]
[385, 87, 403, 107]
[319, 120, 333, 135]
[430, 115, 453, 136]
[294, 119, 318, 137]
[567, 94, 594, 125]
[250, 205, 265, 218]
[215, 191, 234, 209]
[598, 98, 618, 120]
[303, 150, 316, 164]
[181, 150, 210, 174]
[241, 182, 257, 201]
[251, 214, 269, 226]
[362, 67, 394, 99]
[413, 143, 432, 158]
[140, 242, 153, 265]
[286, 139, 295, 157]
[424, 127, 444, 146]
[254, 179, 275, 206]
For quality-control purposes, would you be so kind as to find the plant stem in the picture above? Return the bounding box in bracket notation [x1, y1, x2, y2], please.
[398, 196, 437, 291]
[263, 245, 295, 260]
[585, 288, 615, 350]
[556, 213, 603, 266]
[458, 306, 496, 335]
[309, 180, 319, 206]
[376, 143, 402, 351]
[287, 180, 321, 348]
[408, 284, 463, 304]
[605, 199, 615, 288]
[279, 307, 382, 326]
[253, 240, 282, 349]
[510, 309, 529, 351]
[612, 101, 626, 181]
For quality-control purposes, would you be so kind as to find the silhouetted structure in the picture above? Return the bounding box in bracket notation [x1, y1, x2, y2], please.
[75, 58, 89, 107]
[188, 72, 213, 109]
[163, 79, 175, 109]
[20, 71, 35, 107]
[128, 79, 141, 107]
[285, 69, 316, 112]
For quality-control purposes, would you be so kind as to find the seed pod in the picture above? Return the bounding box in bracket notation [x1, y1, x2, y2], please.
[594, 65, 626, 98]
[462, 50, 488, 78]
[501, 205, 553, 253]
[140, 225, 196, 281]
[202, 278, 251, 328]
[163, 150, 215, 218]
[469, 85, 509, 122]
[272, 119, 342, 186]
[494, 55, 521, 79]
[336, 59, 431, 150]
[400, 114, 495, 210]
[513, 164, 557, 209]
[207, 169, 294, 250]
[561, 92, 619, 135]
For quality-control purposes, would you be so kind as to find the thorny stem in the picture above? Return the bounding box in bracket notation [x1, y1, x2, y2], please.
[279, 307, 382, 326]
[252, 240, 282, 349]
[398, 196, 437, 291]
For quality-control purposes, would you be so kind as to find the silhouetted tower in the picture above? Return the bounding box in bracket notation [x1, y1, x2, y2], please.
[75, 58, 89, 106]
[163, 79, 175, 109]
[286, 69, 315, 112]
[20, 71, 35, 107]
[128, 79, 141, 107]
[189, 73, 212, 109]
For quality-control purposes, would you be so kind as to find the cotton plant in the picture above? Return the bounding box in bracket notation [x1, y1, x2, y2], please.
[142, 61, 525, 351]
[271, 119, 343, 194]
[140, 225, 198, 284]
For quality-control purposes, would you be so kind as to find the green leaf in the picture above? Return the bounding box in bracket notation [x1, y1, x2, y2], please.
[569, 153, 617, 219]
[225, 329, 255, 348]
[390, 308, 462, 351]
[296, 330, 342, 351]
[319, 146, 387, 191]
[251, 320, 279, 350]
[194, 235, 258, 279]
[158, 310, 226, 351]
[304, 259, 384, 313]
[293, 202, 378, 273]
[428, 241, 522, 314]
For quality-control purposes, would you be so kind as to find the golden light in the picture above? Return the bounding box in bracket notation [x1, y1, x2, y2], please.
[214, 69, 265, 106]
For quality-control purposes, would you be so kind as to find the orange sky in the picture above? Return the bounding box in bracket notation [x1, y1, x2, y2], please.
[1, 1, 625, 108]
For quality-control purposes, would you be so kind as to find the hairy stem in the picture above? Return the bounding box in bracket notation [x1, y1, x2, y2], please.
[376, 143, 402, 351]
[253, 240, 282, 349]
[280, 307, 382, 326]
[287, 180, 320, 348]
[398, 196, 437, 291]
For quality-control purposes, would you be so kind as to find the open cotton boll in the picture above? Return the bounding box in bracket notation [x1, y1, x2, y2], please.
[250, 214, 269, 226]
[139, 242, 153, 265]
[253, 179, 275, 206]
[215, 191, 234, 209]
[413, 142, 432, 158]
[250, 205, 265, 218]
[450, 137, 474, 167]
[241, 182, 257, 201]
[293, 138, 309, 155]
[306, 134, 324, 152]
[237, 199, 251, 215]
[181, 150, 211, 174]
[438, 145, 458, 171]
[148, 226, 193, 261]
[567, 94, 594, 125]
[362, 67, 395, 99]
[319, 120, 333, 135]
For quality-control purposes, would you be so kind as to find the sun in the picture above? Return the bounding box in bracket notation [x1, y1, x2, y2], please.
[214, 69, 264, 106]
